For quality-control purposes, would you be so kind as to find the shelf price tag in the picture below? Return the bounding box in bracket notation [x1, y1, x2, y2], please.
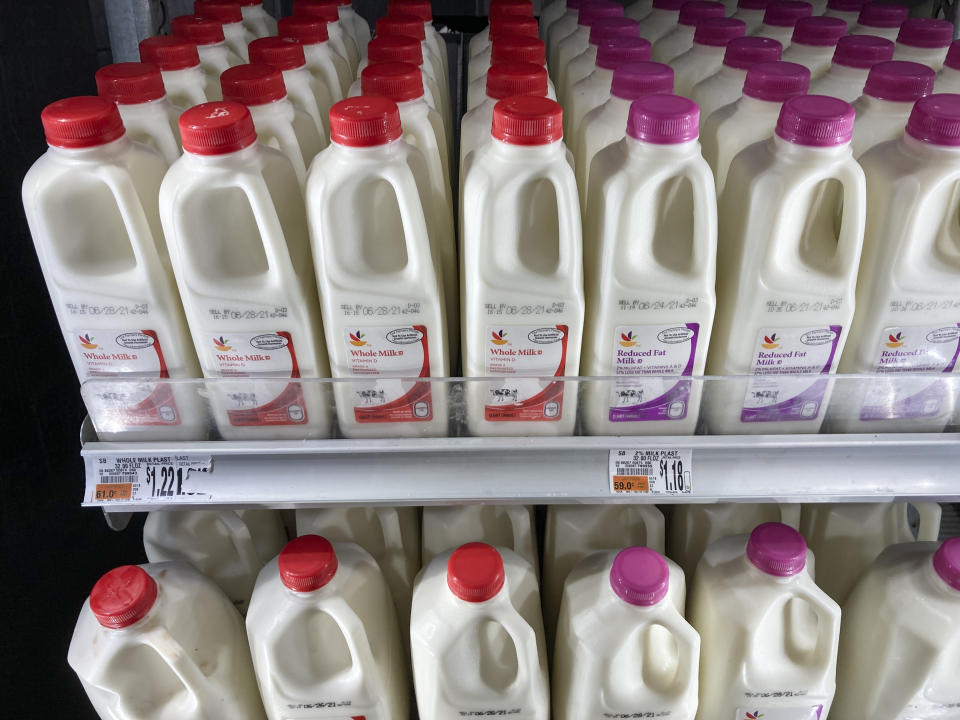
[609, 448, 692, 495]
[86, 454, 214, 504]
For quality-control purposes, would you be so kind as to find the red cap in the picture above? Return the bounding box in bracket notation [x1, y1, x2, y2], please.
[446, 542, 506, 602]
[277, 15, 330, 44]
[490, 0, 535, 18]
[489, 15, 539, 41]
[376, 13, 426, 40]
[170, 15, 226, 45]
[237, 0, 264, 5]
[42, 96, 125, 148]
[278, 535, 339, 592]
[486, 62, 548, 99]
[96, 62, 166, 104]
[493, 95, 563, 144]
[491, 35, 546, 65]
[678, 0, 726, 27]
[329, 95, 402, 146]
[249, 36, 307, 70]
[293, 0, 341, 23]
[388, 0, 433, 21]
[139, 35, 201, 71]
[367, 34, 424, 65]
[361, 61, 424, 101]
[179, 101, 257, 154]
[221, 63, 287, 105]
[194, 0, 244, 23]
[89, 565, 158, 629]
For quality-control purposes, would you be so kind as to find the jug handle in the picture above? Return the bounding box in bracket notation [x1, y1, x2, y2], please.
[648, 620, 700, 692]
[259, 116, 313, 188]
[232, 171, 299, 288]
[317, 595, 382, 684]
[372, 162, 438, 285]
[137, 625, 215, 708]
[505, 507, 537, 572]
[483, 600, 543, 696]
[788, 586, 841, 664]
[93, 163, 162, 279]
[212, 510, 264, 579]
[911, 502, 942, 542]
[551, 168, 584, 282]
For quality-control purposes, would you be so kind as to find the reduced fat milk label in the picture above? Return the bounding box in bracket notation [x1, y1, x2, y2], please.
[485, 325, 568, 421]
[343, 326, 433, 423]
[736, 707, 823, 719]
[609, 323, 698, 422]
[741, 326, 842, 423]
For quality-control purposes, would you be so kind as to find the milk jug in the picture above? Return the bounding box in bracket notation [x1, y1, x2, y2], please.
[139, 36, 210, 109]
[237, 0, 277, 38]
[293, 0, 360, 75]
[850, 2, 910, 42]
[561, 17, 641, 108]
[671, 18, 748, 98]
[171, 15, 245, 86]
[850, 60, 935, 158]
[471, 14, 541, 85]
[277, 15, 349, 102]
[580, 95, 717, 437]
[388, 0, 449, 82]
[337, 0, 372, 61]
[689, 523, 842, 720]
[705, 95, 865, 434]
[782, 16, 848, 80]
[894, 17, 954, 71]
[809, 34, 896, 102]
[822, 0, 868, 27]
[651, 0, 726, 64]
[95, 62, 182, 166]
[160, 101, 331, 440]
[541, 0, 571, 42]
[554, 1, 625, 101]
[22, 96, 201, 440]
[246, 536, 409, 720]
[421, 505, 538, 570]
[831, 538, 960, 720]
[306, 97, 449, 438]
[732, 0, 773, 35]
[553, 548, 700, 720]
[547, 0, 589, 64]
[640, 0, 687, 45]
[474, 0, 536, 57]
[936, 40, 960, 92]
[625, 0, 655, 21]
[364, 34, 445, 123]
[68, 563, 266, 720]
[467, 35, 550, 112]
[754, 0, 813, 51]
[690, 35, 783, 122]
[142, 509, 288, 612]
[462, 97, 584, 436]
[411, 543, 549, 720]
[194, 0, 256, 62]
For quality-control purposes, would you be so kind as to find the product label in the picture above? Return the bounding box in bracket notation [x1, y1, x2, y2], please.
[736, 708, 823, 720]
[343, 326, 433, 423]
[741, 326, 842, 423]
[609, 323, 699, 422]
[859, 323, 960, 421]
[609, 448, 693, 495]
[484, 325, 569, 421]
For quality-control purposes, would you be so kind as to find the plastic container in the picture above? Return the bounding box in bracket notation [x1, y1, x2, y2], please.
[236, 0, 277, 38]
[338, 0, 372, 60]
[850, 2, 910, 42]
[651, 0, 726, 64]
[849, 60, 935, 157]
[421, 505, 538, 570]
[139, 36, 210, 109]
[822, 0, 869, 27]
[277, 15, 349, 102]
[625, 0, 654, 21]
[640, 0, 687, 44]
[671, 18, 747, 98]
[754, 0, 814, 51]
[782, 16, 849, 80]
[936, 40, 960, 92]
[194, 0, 256, 62]
[171, 15, 245, 89]
[467, 34, 549, 111]
[690, 35, 783, 122]
[689, 523, 842, 720]
[547, 0, 589, 63]
[560, 18, 641, 108]
[554, 1, 625, 101]
[292, 0, 360, 75]
[389, 0, 449, 87]
[732, 0, 773, 36]
[810, 34, 897, 102]
[68, 563, 265, 719]
[894, 17, 954, 71]
[541, 0, 571, 43]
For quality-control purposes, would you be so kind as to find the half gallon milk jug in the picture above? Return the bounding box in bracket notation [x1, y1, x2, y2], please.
[68, 563, 266, 720]
[894, 18, 954, 72]
[470, 13, 541, 85]
[850, 60, 934, 158]
[461, 97, 585, 436]
[850, 2, 910, 42]
[139, 36, 210, 109]
[689, 523, 842, 720]
[171, 15, 245, 82]
[809, 34, 896, 102]
[690, 35, 783, 122]
[160, 101, 331, 440]
[651, 0, 726, 64]
[363, 34, 445, 124]
[799, 502, 943, 604]
[732, 0, 773, 36]
[337, 0, 372, 60]
[421, 505, 538, 570]
[754, 0, 813, 51]
[835, 95, 960, 433]
[389, 0, 449, 84]
[306, 97, 449, 438]
[671, 18, 747, 98]
[95, 62, 182, 166]
[411, 543, 549, 720]
[467, 34, 549, 112]
[195, 0, 256, 61]
[935, 40, 960, 92]
[547, 0, 589, 65]
[554, 1, 625, 102]
[246, 536, 409, 720]
[831, 538, 960, 720]
[237, 0, 277, 38]
[143, 509, 288, 612]
[822, 0, 868, 27]
[781, 16, 849, 80]
[294, 0, 361, 77]
[580, 95, 717, 437]
[562, 17, 641, 108]
[553, 548, 700, 720]
[639, 0, 688, 45]
[277, 15, 349, 102]
[541, 0, 571, 42]
[705, 95, 865, 434]
[22, 96, 201, 440]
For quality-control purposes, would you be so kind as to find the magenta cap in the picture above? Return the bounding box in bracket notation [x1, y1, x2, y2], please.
[597, 36, 653, 68]
[826, 0, 868, 11]
[567, 0, 593, 9]
[906, 94, 960, 146]
[723, 36, 783, 70]
[744, 61, 810, 101]
[792, 16, 848, 46]
[932, 537, 960, 591]
[610, 547, 671, 606]
[590, 17, 640, 45]
[746, 522, 808, 577]
[627, 93, 699, 143]
[652, 0, 687, 12]
[738, 0, 772, 10]
[897, 18, 954, 49]
[678, 0, 726, 26]
[946, 39, 960, 70]
[832, 34, 896, 68]
[856, 2, 909, 28]
[864, 61, 934, 101]
[695, 18, 747, 47]
[762, 1, 813, 28]
[776, 94, 855, 145]
[611, 61, 675, 99]
[579, 0, 624, 26]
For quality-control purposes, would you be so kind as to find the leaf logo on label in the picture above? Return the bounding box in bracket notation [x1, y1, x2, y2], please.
[885, 330, 905, 348]
[927, 326, 960, 343]
[800, 329, 837, 346]
[386, 327, 424, 344]
[250, 334, 289, 350]
[78, 333, 98, 349]
[761, 333, 779, 349]
[528, 327, 565, 344]
[116, 332, 155, 350]
[658, 326, 695, 344]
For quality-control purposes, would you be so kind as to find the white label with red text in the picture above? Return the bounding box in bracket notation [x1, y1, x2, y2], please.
[485, 325, 568, 421]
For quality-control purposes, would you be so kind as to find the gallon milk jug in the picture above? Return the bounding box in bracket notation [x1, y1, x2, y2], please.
[553, 547, 700, 720]
[139, 36, 211, 109]
[705, 95, 865, 434]
[237, 0, 277, 38]
[690, 35, 783, 122]
[936, 40, 960, 92]
[411, 543, 550, 720]
[160, 101, 331, 440]
[781, 16, 849, 80]
[143, 509, 288, 612]
[171, 14, 245, 82]
[461, 97, 585, 437]
[22, 96, 201, 441]
[306, 97, 449, 438]
[195, 0, 257, 62]
[850, 60, 935, 158]
[831, 538, 960, 720]
[850, 2, 910, 42]
[754, 0, 813, 51]
[651, 0, 726, 64]
[894, 18, 954, 72]
[277, 15, 349, 102]
[671, 18, 747, 98]
[294, 0, 361, 77]
[689, 523, 842, 720]
[95, 62, 183, 167]
[68, 563, 266, 720]
[640, 0, 687, 45]
[338, 0, 372, 61]
[823, 0, 868, 27]
[799, 502, 943, 604]
[562, 17, 641, 108]
[580, 95, 717, 437]
[732, 0, 773, 36]
[468, 34, 549, 112]
[471, 14, 541, 84]
[422, 505, 538, 570]
[554, 1, 625, 102]
[246, 536, 409, 720]
[809, 34, 896, 102]
[221, 64, 326, 188]
[389, 0, 449, 85]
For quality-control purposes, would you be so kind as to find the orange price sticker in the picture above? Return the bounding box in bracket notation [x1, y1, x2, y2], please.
[94, 483, 132, 501]
[611, 475, 651, 493]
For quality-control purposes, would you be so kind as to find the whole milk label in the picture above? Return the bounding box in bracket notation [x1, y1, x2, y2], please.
[736, 707, 823, 719]
[485, 325, 568, 421]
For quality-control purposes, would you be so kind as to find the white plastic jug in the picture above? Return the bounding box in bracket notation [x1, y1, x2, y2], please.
[411, 543, 549, 720]
[422, 505, 538, 570]
[753, 0, 814, 51]
[467, 34, 550, 111]
[553, 548, 700, 720]
[561, 17, 641, 107]
[388, 0, 449, 87]
[831, 538, 960, 720]
[822, 0, 867, 27]
[362, 34, 446, 129]
[195, 0, 257, 62]
[849, 2, 910, 42]
[554, 1, 625, 100]
[470, 13, 541, 83]
[295, 0, 361, 77]
[143, 509, 288, 612]
[625, 0, 654, 21]
[690, 35, 783, 123]
[639, 0, 686, 44]
[139, 36, 211, 109]
[671, 18, 747, 98]
[580, 95, 717, 437]
[160, 101, 331, 440]
[375, 13, 446, 105]
[850, 61, 935, 158]
[246, 536, 409, 720]
[547, 0, 586, 66]
[22, 97, 201, 441]
[689, 523, 842, 720]
[171, 14, 245, 88]
[68, 563, 266, 720]
[781, 16, 849, 80]
[732, 0, 771, 35]
[541, 0, 570, 43]
[810, 34, 897, 102]
[338, 0, 372, 61]
[277, 15, 349, 103]
[936, 40, 960, 92]
[238, 0, 278, 38]
[651, 0, 726, 64]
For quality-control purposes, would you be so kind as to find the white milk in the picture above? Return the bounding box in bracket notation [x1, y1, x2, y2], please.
[705, 95, 865, 434]
[553, 548, 699, 720]
[782, 16, 849, 80]
[640, 0, 685, 44]
[461, 97, 584, 436]
[936, 41, 960, 92]
[671, 18, 748, 98]
[809, 34, 896, 103]
[581, 95, 717, 437]
[689, 523, 842, 720]
[160, 101, 331, 440]
[690, 35, 784, 122]
[68, 563, 265, 720]
[194, 0, 256, 62]
[338, 0, 372, 60]
[142, 509, 287, 613]
[139, 36, 210, 109]
[753, 0, 814, 51]
[171, 15, 245, 93]
[293, 0, 360, 74]
[541, 0, 570, 42]
[277, 15, 349, 102]
[651, 0, 726, 64]
[894, 18, 953, 72]
[421, 505, 538, 570]
[822, 0, 867, 26]
[850, 60, 935, 158]
[832, 538, 960, 720]
[850, 2, 910, 42]
[732, 0, 771, 35]
[238, 0, 277, 37]
[22, 97, 201, 440]
[411, 543, 549, 720]
[554, 1, 625, 101]
[246, 536, 409, 720]
[561, 17, 641, 107]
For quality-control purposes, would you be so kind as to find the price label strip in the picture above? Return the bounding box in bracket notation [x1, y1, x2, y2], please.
[86, 454, 214, 504]
[609, 448, 693, 495]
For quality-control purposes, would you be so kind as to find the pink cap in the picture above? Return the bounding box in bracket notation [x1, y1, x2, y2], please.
[609, 547, 670, 606]
[486, 62, 549, 99]
[292, 0, 340, 22]
[221, 63, 287, 105]
[611, 61, 675, 99]
[678, 0, 726, 27]
[694, 18, 747, 47]
[96, 62, 166, 104]
[329, 96, 402, 146]
[744, 60, 810, 100]
[762, 0, 813, 28]
[723, 36, 783, 70]
[596, 36, 653, 69]
[376, 13, 427, 40]
[579, 0, 625, 26]
[897, 18, 954, 49]
[41, 96, 125, 149]
[277, 15, 330, 44]
[947, 39, 960, 70]
[906, 94, 960, 146]
[863, 61, 934, 102]
[792, 16, 848, 46]
[278, 535, 338, 592]
[180, 101, 257, 154]
[826, 0, 868, 11]
[832, 34, 896, 68]
[367, 34, 423, 65]
[489, 15, 540, 41]
[492, 95, 563, 144]
[447, 543, 505, 601]
[932, 537, 960, 591]
[139, 35, 200, 71]
[170, 15, 226, 45]
[567, 0, 594, 9]
[361, 61, 424, 101]
[249, 37, 307, 71]
[652, 0, 687, 12]
[388, 0, 433, 21]
[746, 522, 808, 577]
[589, 17, 641, 45]
[776, 94, 855, 146]
[856, 2, 909, 28]
[194, 0, 243, 23]
[628, 93, 699, 143]
[491, 35, 546, 65]
[89, 565, 158, 629]
[738, 0, 772, 11]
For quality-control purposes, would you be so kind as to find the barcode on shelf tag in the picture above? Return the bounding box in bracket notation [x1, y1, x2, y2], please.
[609, 448, 693, 495]
[86, 454, 214, 504]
